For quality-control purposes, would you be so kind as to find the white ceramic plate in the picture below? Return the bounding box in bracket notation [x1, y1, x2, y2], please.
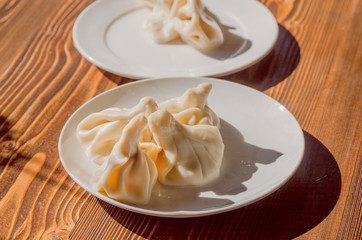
[59, 77, 304, 217]
[73, 0, 278, 78]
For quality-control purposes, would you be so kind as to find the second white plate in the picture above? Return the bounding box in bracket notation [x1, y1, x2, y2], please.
[73, 0, 278, 78]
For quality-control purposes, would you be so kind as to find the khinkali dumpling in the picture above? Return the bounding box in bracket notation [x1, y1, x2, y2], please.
[148, 109, 224, 186]
[143, 0, 155, 8]
[143, 0, 179, 43]
[77, 97, 158, 165]
[144, 0, 224, 51]
[171, 0, 224, 51]
[76, 82, 225, 204]
[159, 82, 220, 127]
[94, 115, 158, 204]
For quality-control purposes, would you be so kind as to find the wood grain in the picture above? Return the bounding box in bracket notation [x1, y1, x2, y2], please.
[0, 0, 361, 239]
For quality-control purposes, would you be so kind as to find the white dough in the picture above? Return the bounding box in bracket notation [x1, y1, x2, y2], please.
[144, 0, 224, 51]
[93, 115, 158, 204]
[77, 97, 158, 165]
[159, 82, 220, 127]
[148, 109, 224, 186]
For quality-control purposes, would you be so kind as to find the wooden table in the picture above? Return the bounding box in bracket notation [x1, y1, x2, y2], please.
[0, 0, 360, 239]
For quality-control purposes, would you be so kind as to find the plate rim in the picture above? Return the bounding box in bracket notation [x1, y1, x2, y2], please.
[58, 77, 305, 218]
[72, 0, 279, 79]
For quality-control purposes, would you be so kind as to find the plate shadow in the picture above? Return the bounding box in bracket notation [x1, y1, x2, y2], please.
[75, 131, 340, 240]
[222, 24, 301, 91]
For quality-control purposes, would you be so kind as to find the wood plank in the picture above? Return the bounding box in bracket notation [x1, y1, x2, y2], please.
[0, 0, 360, 239]
[0, 0, 109, 239]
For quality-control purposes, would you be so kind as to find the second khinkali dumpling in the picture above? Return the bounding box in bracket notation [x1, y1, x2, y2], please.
[144, 0, 224, 51]
[93, 115, 158, 205]
[171, 0, 224, 51]
[142, 0, 155, 8]
[148, 109, 224, 186]
[143, 0, 179, 43]
[77, 97, 158, 165]
[159, 82, 220, 127]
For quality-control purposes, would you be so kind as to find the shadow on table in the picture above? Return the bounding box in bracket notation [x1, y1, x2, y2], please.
[0, 116, 21, 169]
[221, 23, 301, 91]
[98, 131, 341, 239]
[99, 69, 135, 86]
[0, 115, 64, 197]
